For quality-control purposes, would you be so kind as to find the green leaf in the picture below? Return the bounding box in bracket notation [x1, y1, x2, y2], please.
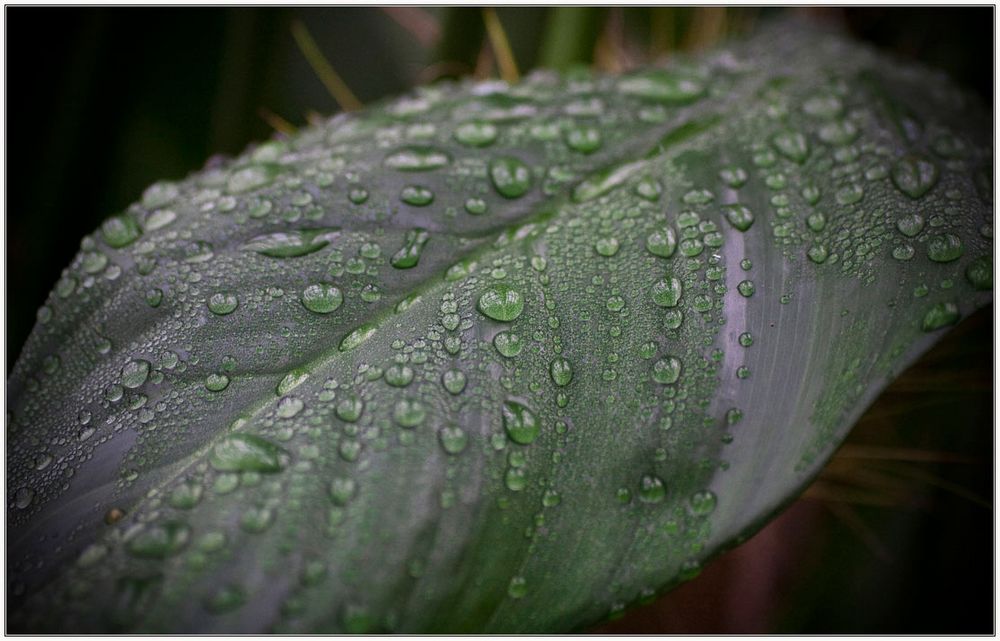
[7, 19, 991, 633]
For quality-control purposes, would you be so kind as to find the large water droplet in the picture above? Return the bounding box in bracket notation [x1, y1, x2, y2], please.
[892, 156, 938, 199]
[301, 283, 344, 313]
[489, 157, 532, 199]
[503, 400, 539, 445]
[549, 357, 573, 386]
[478, 284, 524, 322]
[242, 229, 338, 258]
[390, 229, 430, 269]
[210, 434, 286, 473]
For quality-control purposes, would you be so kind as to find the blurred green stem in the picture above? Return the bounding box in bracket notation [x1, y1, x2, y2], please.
[538, 7, 604, 71]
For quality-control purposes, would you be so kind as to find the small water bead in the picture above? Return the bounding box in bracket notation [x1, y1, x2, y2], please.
[493, 331, 523, 357]
[965, 255, 992, 290]
[464, 197, 488, 215]
[390, 228, 431, 269]
[646, 227, 677, 258]
[689, 490, 717, 516]
[635, 177, 662, 201]
[478, 284, 524, 321]
[393, 399, 426, 428]
[400, 185, 434, 206]
[384, 364, 415, 387]
[383, 146, 451, 171]
[126, 521, 191, 558]
[14, 487, 35, 509]
[205, 373, 230, 392]
[638, 474, 666, 504]
[771, 130, 809, 163]
[454, 121, 498, 146]
[895, 213, 925, 238]
[664, 309, 684, 329]
[678, 238, 704, 257]
[926, 233, 964, 263]
[723, 204, 754, 231]
[208, 292, 239, 315]
[652, 356, 682, 384]
[121, 359, 150, 389]
[489, 156, 532, 199]
[169, 482, 204, 510]
[549, 357, 573, 387]
[276, 396, 304, 418]
[81, 251, 108, 274]
[328, 478, 357, 506]
[736, 366, 751, 379]
[301, 283, 343, 314]
[892, 156, 939, 199]
[651, 276, 683, 307]
[835, 183, 864, 206]
[737, 280, 756, 297]
[726, 408, 743, 425]
[227, 164, 280, 194]
[922, 301, 959, 331]
[142, 181, 180, 208]
[719, 166, 748, 188]
[507, 576, 528, 599]
[336, 395, 364, 422]
[564, 126, 602, 153]
[594, 237, 620, 257]
[210, 434, 285, 473]
[618, 69, 705, 103]
[442, 369, 467, 395]
[606, 295, 625, 312]
[818, 120, 859, 146]
[503, 400, 539, 445]
[438, 425, 468, 454]
[892, 245, 915, 261]
[682, 188, 714, 205]
[101, 215, 141, 248]
[807, 245, 829, 264]
[805, 212, 826, 233]
[348, 187, 369, 204]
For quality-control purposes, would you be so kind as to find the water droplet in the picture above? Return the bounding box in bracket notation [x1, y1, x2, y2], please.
[618, 70, 705, 103]
[227, 164, 280, 194]
[638, 474, 666, 503]
[383, 146, 451, 171]
[737, 280, 756, 297]
[455, 121, 498, 147]
[503, 400, 539, 445]
[328, 478, 357, 506]
[921, 301, 959, 331]
[400, 185, 434, 206]
[121, 359, 150, 389]
[442, 369, 467, 394]
[594, 237, 620, 257]
[549, 357, 573, 386]
[465, 197, 488, 215]
[339, 324, 377, 351]
[205, 585, 247, 614]
[689, 490, 717, 516]
[300, 283, 344, 314]
[892, 156, 938, 199]
[242, 229, 337, 258]
[651, 276, 683, 308]
[478, 284, 524, 322]
[169, 482, 204, 510]
[564, 126, 602, 154]
[892, 244, 915, 261]
[646, 227, 677, 258]
[393, 398, 426, 428]
[771, 130, 809, 163]
[507, 576, 528, 599]
[127, 521, 191, 558]
[719, 166, 748, 188]
[723, 204, 754, 232]
[390, 229, 430, 269]
[101, 215, 141, 248]
[336, 395, 364, 422]
[14, 487, 35, 509]
[489, 156, 532, 199]
[926, 233, 964, 263]
[208, 292, 239, 315]
[652, 356, 682, 384]
[276, 396, 304, 418]
[896, 213, 925, 238]
[210, 434, 286, 472]
[738, 332, 754, 347]
[807, 244, 829, 264]
[965, 255, 992, 290]
[439, 425, 468, 455]
[494, 331, 523, 357]
[384, 364, 415, 387]
[205, 373, 230, 392]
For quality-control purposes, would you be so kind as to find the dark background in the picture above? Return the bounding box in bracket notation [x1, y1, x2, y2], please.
[5, 6, 994, 633]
